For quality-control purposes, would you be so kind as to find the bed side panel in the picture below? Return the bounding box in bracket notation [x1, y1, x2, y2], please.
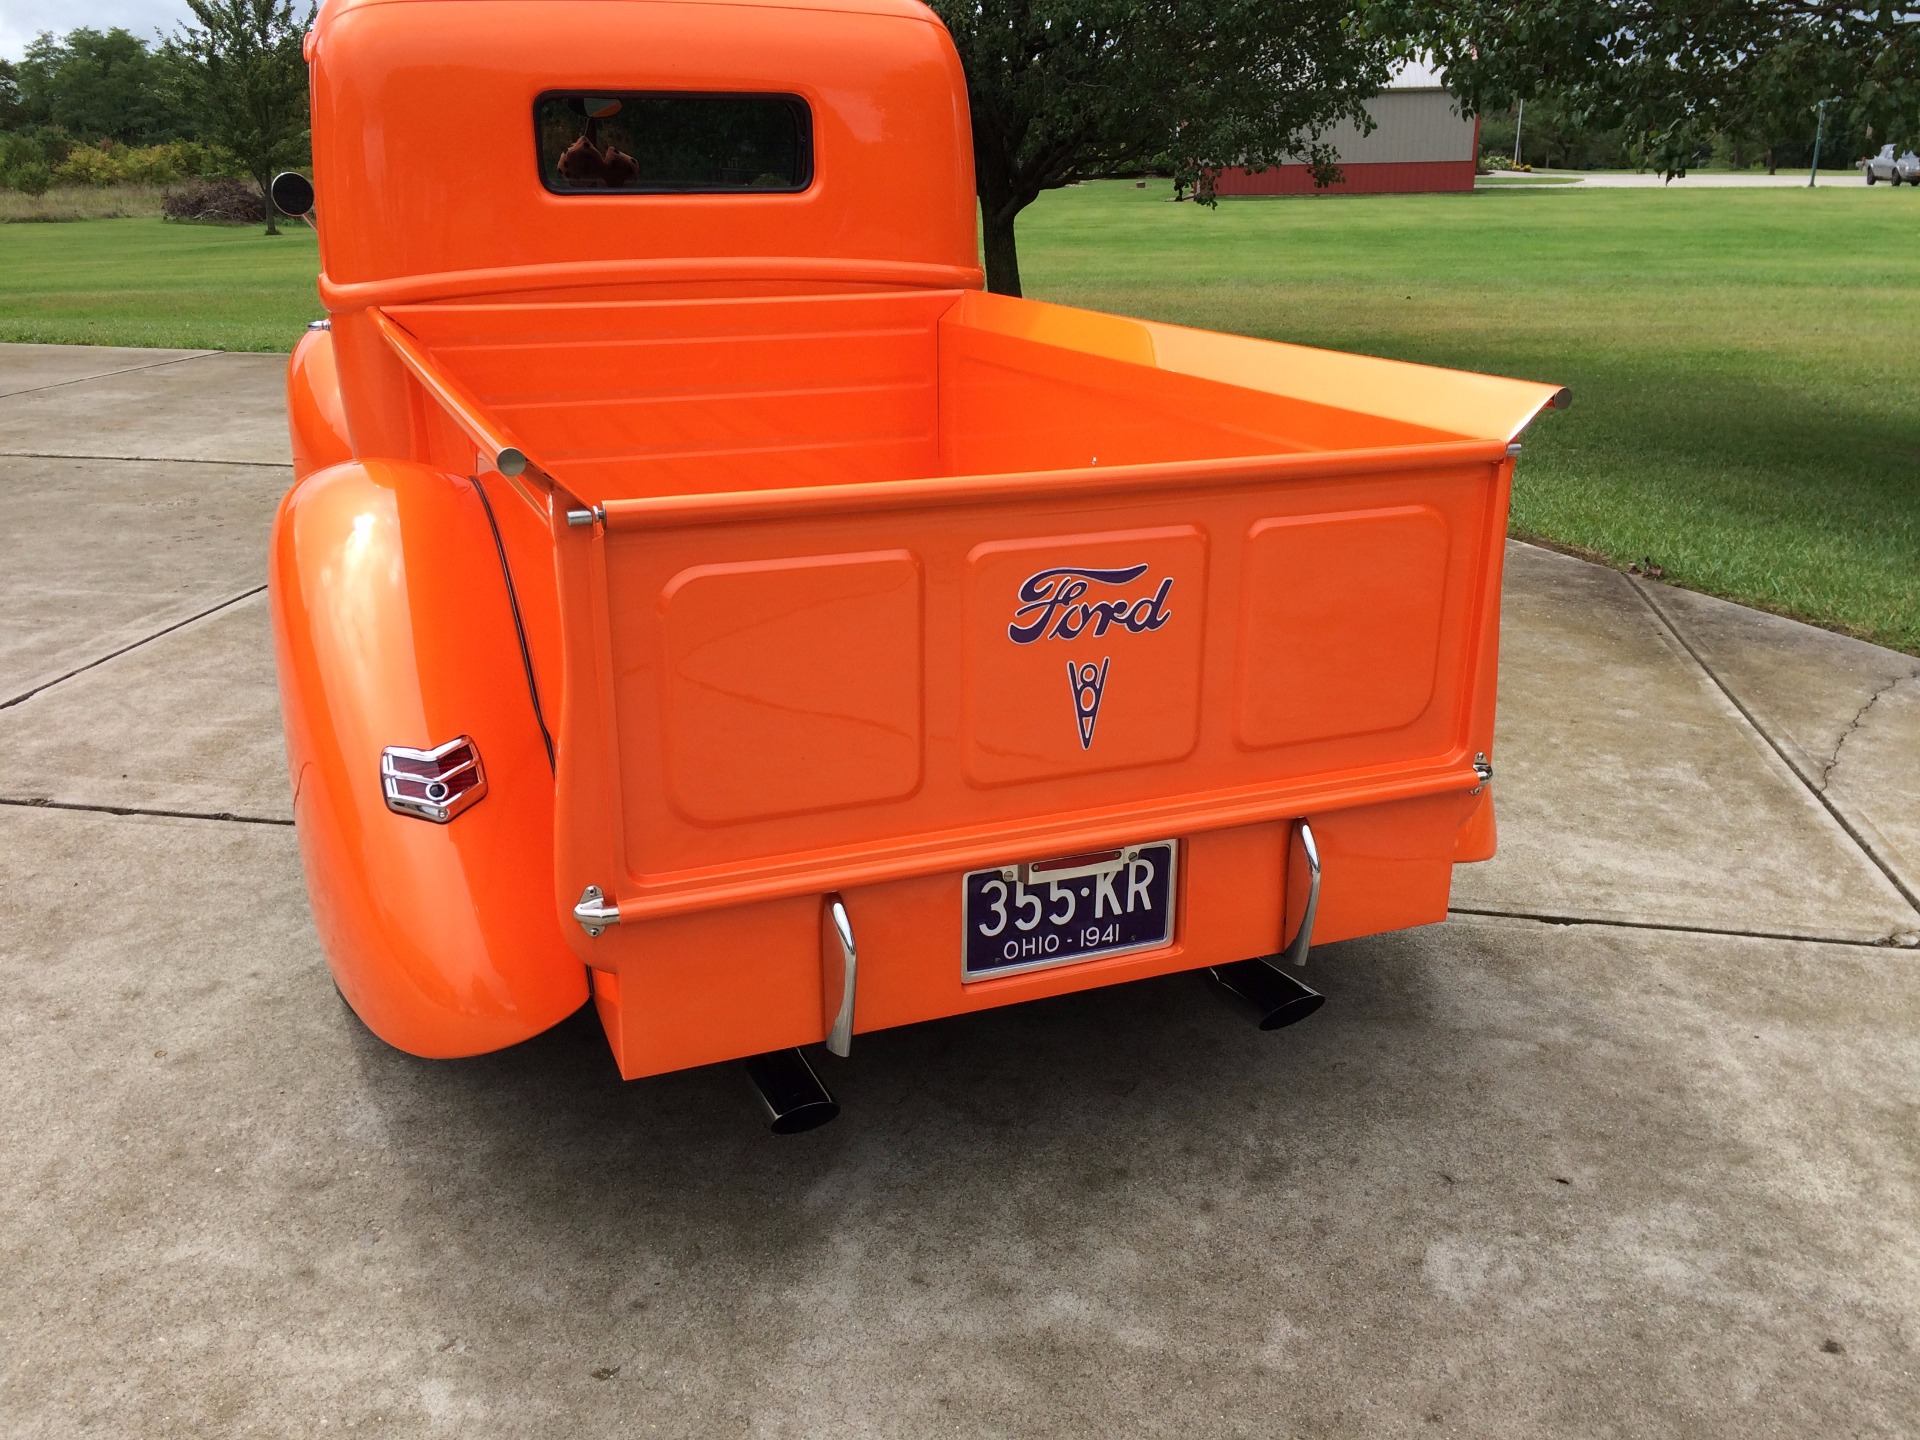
[390, 292, 954, 497]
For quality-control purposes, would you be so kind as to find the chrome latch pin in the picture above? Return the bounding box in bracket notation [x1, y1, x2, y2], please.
[574, 884, 620, 937]
[1471, 752, 1493, 794]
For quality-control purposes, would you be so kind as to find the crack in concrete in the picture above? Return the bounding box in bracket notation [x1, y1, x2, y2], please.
[1818, 667, 1920, 792]
[0, 585, 267, 710]
[0, 350, 217, 402]
[1626, 574, 1920, 919]
[0, 796, 292, 827]
[1449, 904, 1920, 951]
[0, 451, 291, 467]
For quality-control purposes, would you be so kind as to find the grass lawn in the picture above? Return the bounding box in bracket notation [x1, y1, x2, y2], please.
[0, 217, 320, 352]
[1021, 182, 1920, 653]
[0, 188, 1914, 652]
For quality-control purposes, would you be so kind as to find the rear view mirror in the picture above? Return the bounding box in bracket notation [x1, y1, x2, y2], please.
[271, 171, 316, 217]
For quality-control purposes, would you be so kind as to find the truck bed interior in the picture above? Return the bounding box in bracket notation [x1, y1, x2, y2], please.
[383, 288, 1475, 501]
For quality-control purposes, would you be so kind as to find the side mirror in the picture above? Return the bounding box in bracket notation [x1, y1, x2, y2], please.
[271, 171, 316, 218]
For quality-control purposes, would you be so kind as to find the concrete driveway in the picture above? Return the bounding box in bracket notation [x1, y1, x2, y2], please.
[2, 343, 1917, 1438]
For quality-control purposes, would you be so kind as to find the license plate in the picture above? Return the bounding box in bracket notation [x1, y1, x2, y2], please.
[962, 841, 1178, 981]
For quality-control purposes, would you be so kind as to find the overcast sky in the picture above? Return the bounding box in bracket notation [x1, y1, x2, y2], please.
[2, 0, 201, 61]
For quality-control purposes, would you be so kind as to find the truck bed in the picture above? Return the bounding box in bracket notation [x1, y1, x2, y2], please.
[385, 288, 1511, 498]
[379, 288, 1560, 928]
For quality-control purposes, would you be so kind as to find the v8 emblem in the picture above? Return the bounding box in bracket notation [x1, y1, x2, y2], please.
[1068, 658, 1110, 750]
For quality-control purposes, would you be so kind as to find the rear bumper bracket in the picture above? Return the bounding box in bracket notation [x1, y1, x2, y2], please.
[826, 894, 857, 1058]
[1278, 819, 1322, 969]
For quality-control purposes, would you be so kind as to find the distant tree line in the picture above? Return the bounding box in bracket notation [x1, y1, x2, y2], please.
[1407, 1, 1917, 178]
[3, 0, 1914, 251]
[1477, 87, 1879, 174]
[1, 0, 311, 233]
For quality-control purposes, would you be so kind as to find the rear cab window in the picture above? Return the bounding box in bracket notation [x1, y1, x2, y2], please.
[535, 92, 813, 193]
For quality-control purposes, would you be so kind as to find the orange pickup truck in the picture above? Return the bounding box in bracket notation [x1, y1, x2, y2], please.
[273, 0, 1565, 1130]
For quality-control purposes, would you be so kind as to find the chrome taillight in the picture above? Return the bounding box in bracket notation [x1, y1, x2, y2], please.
[381, 737, 487, 823]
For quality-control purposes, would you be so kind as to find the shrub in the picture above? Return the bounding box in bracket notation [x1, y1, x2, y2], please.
[165, 141, 243, 180]
[0, 130, 74, 192]
[50, 139, 241, 188]
[52, 143, 127, 185]
[161, 175, 265, 223]
[4, 161, 54, 196]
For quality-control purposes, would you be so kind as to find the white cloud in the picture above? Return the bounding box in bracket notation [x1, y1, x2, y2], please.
[1, 0, 201, 61]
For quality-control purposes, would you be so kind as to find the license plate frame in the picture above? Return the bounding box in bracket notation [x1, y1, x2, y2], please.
[961, 840, 1178, 982]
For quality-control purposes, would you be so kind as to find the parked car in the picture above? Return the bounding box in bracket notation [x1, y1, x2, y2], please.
[273, 0, 1567, 1131]
[1864, 145, 1920, 184]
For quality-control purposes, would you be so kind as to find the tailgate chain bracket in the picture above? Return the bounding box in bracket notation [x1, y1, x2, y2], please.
[1471, 752, 1493, 794]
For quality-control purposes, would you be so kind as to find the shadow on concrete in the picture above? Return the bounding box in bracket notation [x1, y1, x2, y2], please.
[340, 947, 1386, 1236]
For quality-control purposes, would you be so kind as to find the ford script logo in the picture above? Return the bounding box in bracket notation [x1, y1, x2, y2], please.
[1007, 564, 1174, 644]
[1008, 564, 1174, 751]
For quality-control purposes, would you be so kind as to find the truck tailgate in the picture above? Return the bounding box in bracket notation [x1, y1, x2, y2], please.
[552, 437, 1514, 921]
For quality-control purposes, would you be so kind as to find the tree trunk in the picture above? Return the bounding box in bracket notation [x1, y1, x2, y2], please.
[969, 117, 1026, 297]
[260, 171, 280, 235]
[981, 203, 1022, 297]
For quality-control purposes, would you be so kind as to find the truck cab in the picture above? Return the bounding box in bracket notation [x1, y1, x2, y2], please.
[274, 0, 1565, 1124]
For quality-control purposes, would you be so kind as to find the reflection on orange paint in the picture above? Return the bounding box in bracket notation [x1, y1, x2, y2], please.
[273, 0, 1564, 1077]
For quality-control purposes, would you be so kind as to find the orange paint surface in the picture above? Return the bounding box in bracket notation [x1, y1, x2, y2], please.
[274, 0, 1564, 1077]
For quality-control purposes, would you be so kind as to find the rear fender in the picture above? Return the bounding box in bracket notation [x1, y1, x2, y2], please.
[270, 458, 587, 1057]
[286, 326, 353, 480]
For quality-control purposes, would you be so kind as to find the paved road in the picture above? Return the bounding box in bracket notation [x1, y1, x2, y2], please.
[2, 344, 1917, 1437]
[1481, 170, 1878, 188]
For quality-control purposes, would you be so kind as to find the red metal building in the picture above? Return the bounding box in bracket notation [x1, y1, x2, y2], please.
[1212, 62, 1479, 197]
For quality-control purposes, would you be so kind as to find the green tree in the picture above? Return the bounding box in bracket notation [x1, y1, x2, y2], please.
[174, 0, 312, 234]
[1478, 91, 1633, 170]
[14, 29, 197, 146]
[1710, 40, 1870, 172]
[0, 60, 24, 131]
[0, 131, 56, 196]
[928, 1, 1399, 296]
[1404, 1, 1918, 178]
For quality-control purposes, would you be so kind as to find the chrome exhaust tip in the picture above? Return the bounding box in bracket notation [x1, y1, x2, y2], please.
[742, 1048, 841, 1134]
[1208, 958, 1326, 1031]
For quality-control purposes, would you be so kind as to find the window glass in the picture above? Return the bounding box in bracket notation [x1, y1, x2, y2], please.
[535, 92, 812, 193]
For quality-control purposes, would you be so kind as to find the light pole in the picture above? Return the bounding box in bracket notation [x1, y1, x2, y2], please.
[1513, 99, 1525, 167]
[1808, 97, 1834, 186]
